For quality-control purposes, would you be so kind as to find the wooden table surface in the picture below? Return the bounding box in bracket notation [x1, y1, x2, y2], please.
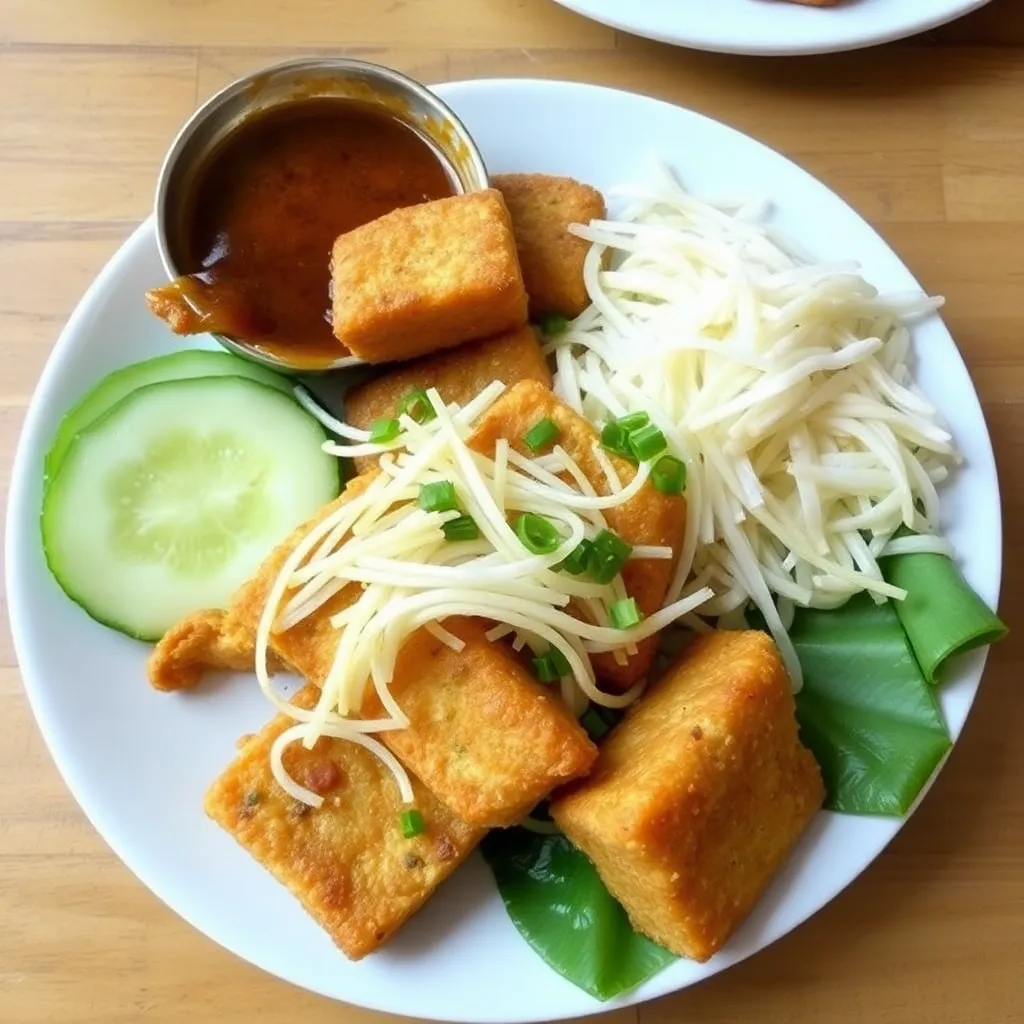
[2, 2, 1023, 1022]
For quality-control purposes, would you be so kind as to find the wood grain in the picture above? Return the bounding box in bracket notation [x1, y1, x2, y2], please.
[1, 1, 1022, 1022]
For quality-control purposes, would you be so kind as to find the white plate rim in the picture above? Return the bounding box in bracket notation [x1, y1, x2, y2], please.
[552, 0, 993, 56]
[5, 77, 1004, 1021]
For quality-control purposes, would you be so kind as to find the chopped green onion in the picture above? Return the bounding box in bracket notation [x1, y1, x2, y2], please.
[548, 645, 571, 677]
[617, 411, 650, 432]
[600, 422, 636, 461]
[559, 539, 593, 575]
[533, 653, 560, 684]
[651, 454, 687, 495]
[524, 417, 560, 453]
[443, 514, 480, 541]
[610, 596, 642, 629]
[586, 529, 633, 583]
[533, 646, 572, 683]
[398, 387, 436, 424]
[538, 314, 569, 336]
[515, 513, 562, 555]
[368, 417, 401, 444]
[628, 423, 667, 461]
[400, 809, 425, 838]
[419, 480, 458, 513]
[580, 707, 612, 741]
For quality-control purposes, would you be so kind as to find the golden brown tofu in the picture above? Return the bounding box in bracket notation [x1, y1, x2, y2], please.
[492, 173, 605, 319]
[220, 481, 597, 828]
[147, 610, 263, 691]
[551, 631, 824, 962]
[330, 189, 528, 363]
[344, 323, 552, 474]
[365, 617, 597, 827]
[205, 686, 484, 960]
[466, 379, 686, 689]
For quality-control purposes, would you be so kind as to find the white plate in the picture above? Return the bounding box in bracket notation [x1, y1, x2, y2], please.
[553, 0, 992, 56]
[6, 79, 1002, 1022]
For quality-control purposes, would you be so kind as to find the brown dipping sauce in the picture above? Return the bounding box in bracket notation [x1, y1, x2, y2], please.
[152, 98, 456, 367]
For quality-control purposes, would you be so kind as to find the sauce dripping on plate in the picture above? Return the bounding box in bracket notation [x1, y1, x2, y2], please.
[146, 98, 456, 368]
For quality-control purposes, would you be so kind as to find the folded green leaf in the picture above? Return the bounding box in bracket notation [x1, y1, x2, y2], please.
[791, 593, 951, 815]
[481, 830, 675, 1001]
[880, 551, 1007, 685]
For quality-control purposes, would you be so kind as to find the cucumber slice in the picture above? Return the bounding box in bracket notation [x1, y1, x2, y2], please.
[44, 349, 294, 487]
[42, 375, 339, 641]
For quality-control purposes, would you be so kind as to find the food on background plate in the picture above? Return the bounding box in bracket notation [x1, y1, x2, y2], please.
[329, 189, 528, 363]
[42, 372, 340, 640]
[205, 684, 485, 960]
[147, 97, 456, 368]
[343, 323, 551, 474]
[551, 630, 824, 962]
[493, 173, 607, 319]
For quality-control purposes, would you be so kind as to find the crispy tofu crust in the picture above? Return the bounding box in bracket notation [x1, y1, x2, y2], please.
[492, 173, 605, 319]
[330, 189, 528, 363]
[147, 609, 285, 691]
[365, 617, 596, 827]
[344, 323, 552, 474]
[220, 477, 596, 828]
[466, 379, 687, 688]
[551, 631, 824, 962]
[205, 685, 484, 959]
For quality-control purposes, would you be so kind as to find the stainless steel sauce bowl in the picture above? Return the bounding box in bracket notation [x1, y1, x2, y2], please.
[153, 57, 489, 374]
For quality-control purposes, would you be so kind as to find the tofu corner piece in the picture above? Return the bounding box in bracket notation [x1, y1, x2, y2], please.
[492, 173, 605, 319]
[205, 685, 485, 960]
[344, 323, 552, 475]
[467, 379, 686, 689]
[330, 189, 528, 364]
[551, 630, 824, 963]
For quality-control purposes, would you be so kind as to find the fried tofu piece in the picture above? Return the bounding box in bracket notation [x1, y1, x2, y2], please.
[551, 631, 824, 962]
[364, 617, 596, 827]
[147, 609, 278, 692]
[330, 189, 528, 364]
[344, 323, 552, 474]
[205, 685, 484, 959]
[221, 480, 596, 828]
[492, 173, 605, 319]
[466, 379, 686, 689]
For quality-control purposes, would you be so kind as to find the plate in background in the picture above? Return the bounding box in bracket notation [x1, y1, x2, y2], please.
[552, 0, 992, 56]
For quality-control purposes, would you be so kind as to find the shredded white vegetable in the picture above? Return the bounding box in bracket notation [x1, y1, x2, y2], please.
[258, 383, 711, 805]
[550, 162, 958, 690]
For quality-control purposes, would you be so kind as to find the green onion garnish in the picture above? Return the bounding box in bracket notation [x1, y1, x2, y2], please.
[538, 314, 569, 336]
[443, 514, 479, 541]
[610, 596, 642, 629]
[600, 421, 636, 461]
[548, 645, 571, 677]
[533, 646, 572, 683]
[587, 529, 633, 583]
[617, 411, 650, 432]
[515, 512, 562, 555]
[398, 387, 436, 424]
[580, 707, 612, 741]
[419, 480, 458, 513]
[399, 808, 425, 838]
[524, 417, 560, 454]
[533, 653, 559, 684]
[651, 454, 687, 495]
[369, 417, 401, 444]
[559, 539, 593, 575]
[628, 422, 667, 462]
